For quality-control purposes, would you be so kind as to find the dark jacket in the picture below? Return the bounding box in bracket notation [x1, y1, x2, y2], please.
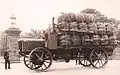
[4, 51, 9, 60]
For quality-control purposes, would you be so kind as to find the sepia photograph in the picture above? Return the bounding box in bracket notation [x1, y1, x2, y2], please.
[0, 0, 120, 75]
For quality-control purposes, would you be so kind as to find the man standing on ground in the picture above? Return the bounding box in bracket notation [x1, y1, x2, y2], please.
[4, 51, 11, 69]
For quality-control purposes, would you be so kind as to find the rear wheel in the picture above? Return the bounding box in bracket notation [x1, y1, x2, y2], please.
[89, 49, 108, 68]
[76, 52, 91, 67]
[29, 47, 53, 71]
[79, 52, 91, 67]
[79, 58, 91, 67]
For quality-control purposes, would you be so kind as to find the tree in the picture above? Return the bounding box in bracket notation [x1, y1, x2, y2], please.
[20, 29, 43, 39]
[0, 31, 7, 56]
[115, 21, 120, 40]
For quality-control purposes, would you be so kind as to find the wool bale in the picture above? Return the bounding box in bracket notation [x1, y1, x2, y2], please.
[97, 23, 106, 33]
[109, 36, 117, 45]
[84, 35, 91, 45]
[72, 35, 81, 46]
[106, 24, 114, 32]
[70, 22, 78, 31]
[88, 23, 97, 33]
[92, 35, 99, 45]
[100, 35, 109, 45]
[59, 34, 72, 46]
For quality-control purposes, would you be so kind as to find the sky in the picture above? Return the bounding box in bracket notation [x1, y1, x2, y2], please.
[0, 0, 120, 33]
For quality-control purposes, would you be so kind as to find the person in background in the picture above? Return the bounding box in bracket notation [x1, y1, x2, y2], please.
[4, 51, 11, 69]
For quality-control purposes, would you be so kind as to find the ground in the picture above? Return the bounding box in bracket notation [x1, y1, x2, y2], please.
[0, 57, 120, 75]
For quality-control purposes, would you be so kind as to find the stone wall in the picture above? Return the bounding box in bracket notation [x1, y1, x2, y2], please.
[6, 35, 20, 62]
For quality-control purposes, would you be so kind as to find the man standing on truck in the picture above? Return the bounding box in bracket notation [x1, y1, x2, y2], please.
[4, 51, 11, 69]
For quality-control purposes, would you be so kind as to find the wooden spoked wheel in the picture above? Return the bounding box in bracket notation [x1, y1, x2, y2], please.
[24, 54, 42, 70]
[78, 52, 91, 67]
[23, 54, 32, 69]
[89, 49, 108, 68]
[79, 58, 91, 67]
[29, 47, 53, 71]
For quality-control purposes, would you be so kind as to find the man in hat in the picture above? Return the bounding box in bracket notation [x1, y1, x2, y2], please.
[4, 51, 11, 69]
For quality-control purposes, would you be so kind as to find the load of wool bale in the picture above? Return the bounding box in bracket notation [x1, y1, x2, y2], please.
[56, 12, 116, 47]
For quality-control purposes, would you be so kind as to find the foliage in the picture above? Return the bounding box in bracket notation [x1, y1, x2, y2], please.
[0, 31, 7, 56]
[20, 29, 43, 39]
